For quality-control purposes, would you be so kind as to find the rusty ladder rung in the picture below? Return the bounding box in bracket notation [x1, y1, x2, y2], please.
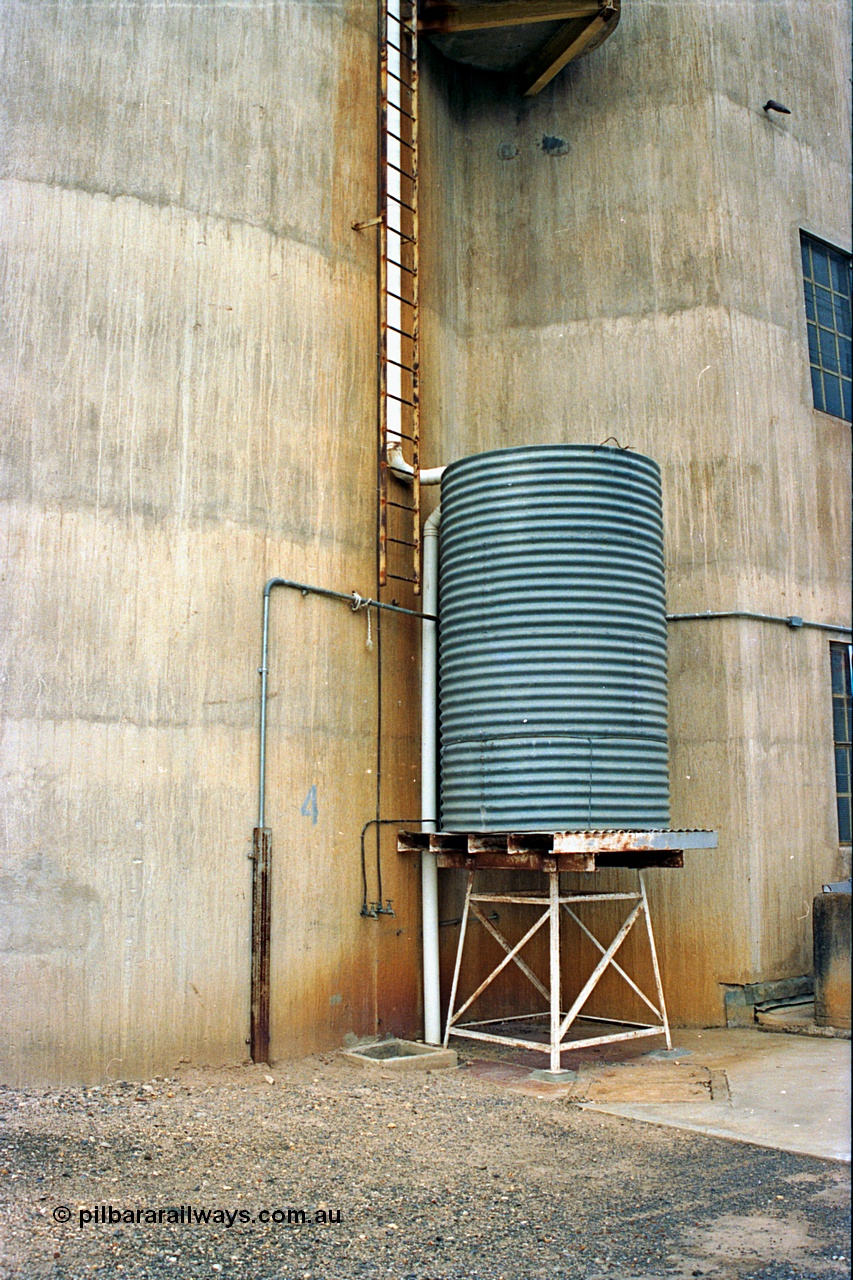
[387, 192, 417, 214]
[385, 67, 415, 92]
[387, 14, 416, 34]
[386, 39, 415, 61]
[385, 160, 416, 182]
[387, 103, 416, 124]
[386, 258, 417, 276]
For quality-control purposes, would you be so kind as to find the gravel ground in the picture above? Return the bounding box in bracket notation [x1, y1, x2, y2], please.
[0, 1053, 849, 1280]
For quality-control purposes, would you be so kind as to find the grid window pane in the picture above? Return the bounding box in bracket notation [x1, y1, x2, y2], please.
[830, 643, 853, 844]
[818, 328, 839, 372]
[801, 233, 852, 421]
[824, 374, 843, 417]
[813, 246, 831, 287]
[831, 646, 847, 693]
[804, 280, 816, 321]
[807, 323, 819, 363]
[839, 797, 851, 845]
[815, 285, 835, 327]
[831, 255, 849, 293]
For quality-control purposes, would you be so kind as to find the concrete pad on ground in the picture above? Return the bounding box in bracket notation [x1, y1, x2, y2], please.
[581, 1026, 850, 1163]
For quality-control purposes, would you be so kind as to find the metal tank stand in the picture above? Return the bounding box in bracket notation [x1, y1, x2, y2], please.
[398, 829, 717, 1075]
[445, 866, 671, 1073]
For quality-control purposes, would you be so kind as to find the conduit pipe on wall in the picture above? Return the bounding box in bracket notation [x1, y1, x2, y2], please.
[666, 610, 851, 633]
[258, 578, 434, 829]
[421, 505, 442, 1045]
[251, 577, 435, 1065]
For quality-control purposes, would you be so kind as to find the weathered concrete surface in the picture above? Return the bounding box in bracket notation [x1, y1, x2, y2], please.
[419, 0, 852, 1027]
[582, 1027, 852, 1163]
[0, 0, 422, 1084]
[814, 893, 852, 1030]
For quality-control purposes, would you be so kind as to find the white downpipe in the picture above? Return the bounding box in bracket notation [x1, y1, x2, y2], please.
[421, 503, 441, 1044]
[388, 443, 415, 480]
[388, 443, 445, 487]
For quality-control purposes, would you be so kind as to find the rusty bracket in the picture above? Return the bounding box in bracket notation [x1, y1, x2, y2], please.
[352, 214, 384, 230]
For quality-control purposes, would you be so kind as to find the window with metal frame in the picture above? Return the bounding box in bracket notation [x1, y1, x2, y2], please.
[830, 642, 852, 844]
[801, 233, 852, 422]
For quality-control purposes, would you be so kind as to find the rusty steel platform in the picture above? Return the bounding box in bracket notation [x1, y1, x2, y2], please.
[398, 828, 717, 872]
[399, 828, 717, 1073]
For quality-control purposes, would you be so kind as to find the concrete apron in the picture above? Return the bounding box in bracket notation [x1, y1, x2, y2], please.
[579, 1027, 851, 1164]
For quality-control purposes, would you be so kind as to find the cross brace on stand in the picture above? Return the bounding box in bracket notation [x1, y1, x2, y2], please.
[397, 829, 717, 1076]
[444, 868, 669, 1074]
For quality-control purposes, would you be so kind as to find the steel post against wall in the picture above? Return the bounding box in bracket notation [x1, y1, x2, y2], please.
[250, 827, 272, 1064]
[444, 868, 672, 1071]
[442, 871, 475, 1050]
[638, 868, 672, 1050]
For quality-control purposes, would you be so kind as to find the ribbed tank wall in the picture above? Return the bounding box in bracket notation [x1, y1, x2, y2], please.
[438, 444, 670, 831]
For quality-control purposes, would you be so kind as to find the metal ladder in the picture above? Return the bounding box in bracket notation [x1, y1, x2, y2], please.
[378, 0, 420, 592]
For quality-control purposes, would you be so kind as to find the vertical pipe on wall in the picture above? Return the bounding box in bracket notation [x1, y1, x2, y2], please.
[421, 504, 441, 1043]
[251, 578, 436, 1061]
[258, 589, 272, 829]
[252, 587, 273, 1063]
[250, 826, 272, 1064]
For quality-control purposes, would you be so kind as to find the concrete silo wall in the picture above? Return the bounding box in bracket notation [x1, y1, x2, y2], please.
[0, 0, 422, 1083]
[2, 0, 850, 1078]
[419, 1, 851, 1024]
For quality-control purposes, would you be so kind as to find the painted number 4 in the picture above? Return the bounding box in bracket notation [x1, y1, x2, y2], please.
[300, 784, 318, 826]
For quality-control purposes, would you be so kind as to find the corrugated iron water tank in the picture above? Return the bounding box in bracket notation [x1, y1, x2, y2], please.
[439, 444, 670, 831]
